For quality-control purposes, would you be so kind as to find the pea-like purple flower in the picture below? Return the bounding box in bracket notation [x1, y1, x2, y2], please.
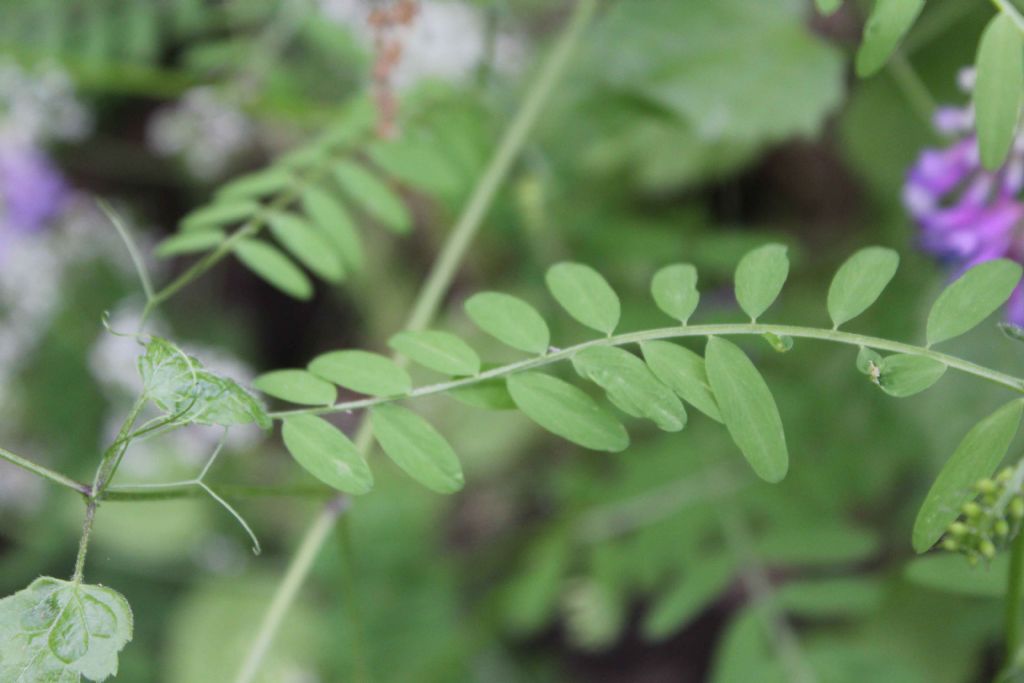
[904, 70, 1024, 323]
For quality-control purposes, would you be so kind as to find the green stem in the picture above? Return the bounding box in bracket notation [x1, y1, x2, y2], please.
[886, 53, 937, 129]
[232, 3, 597, 680]
[337, 516, 372, 683]
[72, 501, 97, 583]
[100, 482, 334, 502]
[1006, 528, 1024, 671]
[0, 446, 90, 495]
[994, 0, 1024, 34]
[270, 323, 1024, 420]
[90, 397, 147, 497]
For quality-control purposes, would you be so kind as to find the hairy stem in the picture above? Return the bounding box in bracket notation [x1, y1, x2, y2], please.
[72, 501, 97, 583]
[271, 323, 1024, 420]
[0, 446, 90, 495]
[233, 3, 597, 680]
[90, 396, 147, 497]
[1006, 528, 1024, 672]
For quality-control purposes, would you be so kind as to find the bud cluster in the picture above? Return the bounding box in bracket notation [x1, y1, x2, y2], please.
[941, 467, 1024, 565]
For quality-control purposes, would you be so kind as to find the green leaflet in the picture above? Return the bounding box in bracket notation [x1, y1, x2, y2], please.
[545, 262, 621, 335]
[308, 350, 412, 397]
[464, 291, 550, 355]
[705, 336, 788, 482]
[252, 369, 337, 406]
[734, 243, 788, 322]
[709, 607, 774, 683]
[266, 211, 345, 284]
[876, 354, 946, 397]
[926, 259, 1022, 346]
[281, 414, 373, 494]
[507, 372, 629, 452]
[641, 340, 722, 422]
[826, 246, 899, 327]
[854, 0, 925, 77]
[650, 263, 700, 324]
[138, 337, 270, 429]
[368, 133, 462, 197]
[369, 404, 464, 494]
[154, 231, 224, 259]
[912, 399, 1024, 553]
[776, 577, 884, 619]
[449, 378, 516, 410]
[756, 522, 879, 566]
[300, 184, 364, 271]
[975, 13, 1024, 170]
[388, 330, 481, 376]
[814, 0, 842, 15]
[232, 238, 314, 300]
[216, 167, 294, 199]
[181, 200, 259, 232]
[572, 346, 687, 432]
[0, 577, 133, 682]
[904, 554, 1011, 598]
[642, 554, 735, 642]
[332, 160, 411, 234]
[855, 345, 883, 375]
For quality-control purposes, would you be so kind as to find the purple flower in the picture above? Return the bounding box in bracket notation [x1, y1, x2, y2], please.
[0, 143, 68, 235]
[905, 83, 1024, 324]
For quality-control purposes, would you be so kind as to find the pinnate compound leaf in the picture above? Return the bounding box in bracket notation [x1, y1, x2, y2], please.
[876, 354, 946, 397]
[181, 200, 259, 232]
[332, 160, 411, 234]
[651, 263, 700, 324]
[388, 330, 480, 376]
[734, 244, 789, 321]
[253, 369, 337, 406]
[308, 350, 411, 397]
[926, 259, 1023, 346]
[370, 404, 464, 494]
[827, 246, 899, 327]
[912, 399, 1024, 553]
[154, 231, 224, 259]
[642, 554, 735, 642]
[464, 292, 550, 355]
[641, 340, 722, 422]
[573, 346, 687, 432]
[546, 263, 621, 335]
[266, 211, 344, 284]
[281, 414, 372, 494]
[854, 0, 925, 77]
[216, 167, 293, 199]
[975, 13, 1024, 170]
[705, 336, 788, 482]
[300, 185, 364, 270]
[232, 238, 313, 300]
[139, 337, 270, 429]
[0, 577, 132, 682]
[507, 372, 629, 452]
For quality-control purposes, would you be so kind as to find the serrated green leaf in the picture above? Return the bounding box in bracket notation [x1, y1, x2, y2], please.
[138, 337, 271, 429]
[216, 167, 293, 200]
[253, 369, 337, 406]
[181, 200, 259, 232]
[912, 399, 1024, 553]
[333, 160, 411, 233]
[975, 13, 1024, 170]
[0, 577, 132, 682]
[388, 330, 480, 376]
[154, 231, 225, 258]
[573, 346, 687, 432]
[904, 554, 1010, 598]
[827, 246, 900, 327]
[734, 243, 789, 322]
[854, 0, 925, 77]
[281, 414, 372, 494]
[642, 554, 735, 642]
[507, 372, 629, 452]
[545, 263, 621, 335]
[266, 211, 344, 284]
[641, 340, 722, 422]
[464, 292, 550, 355]
[876, 354, 946, 397]
[651, 263, 700, 324]
[308, 350, 411, 397]
[232, 239, 314, 300]
[926, 259, 1023, 345]
[300, 185, 364, 270]
[705, 336, 788, 482]
[370, 404, 464, 494]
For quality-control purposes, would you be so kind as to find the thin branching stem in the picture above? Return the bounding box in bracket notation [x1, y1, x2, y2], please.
[270, 323, 1024, 420]
[0, 446, 90, 495]
[99, 199, 155, 302]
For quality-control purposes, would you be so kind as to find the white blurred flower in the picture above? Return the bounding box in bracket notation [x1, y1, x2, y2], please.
[0, 60, 91, 145]
[147, 87, 255, 179]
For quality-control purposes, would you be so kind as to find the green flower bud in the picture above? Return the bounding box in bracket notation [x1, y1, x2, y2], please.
[963, 502, 983, 519]
[995, 519, 1010, 537]
[1012, 497, 1024, 520]
[976, 478, 997, 495]
[980, 540, 997, 559]
[942, 538, 959, 552]
[999, 467, 1015, 484]
[949, 521, 969, 537]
